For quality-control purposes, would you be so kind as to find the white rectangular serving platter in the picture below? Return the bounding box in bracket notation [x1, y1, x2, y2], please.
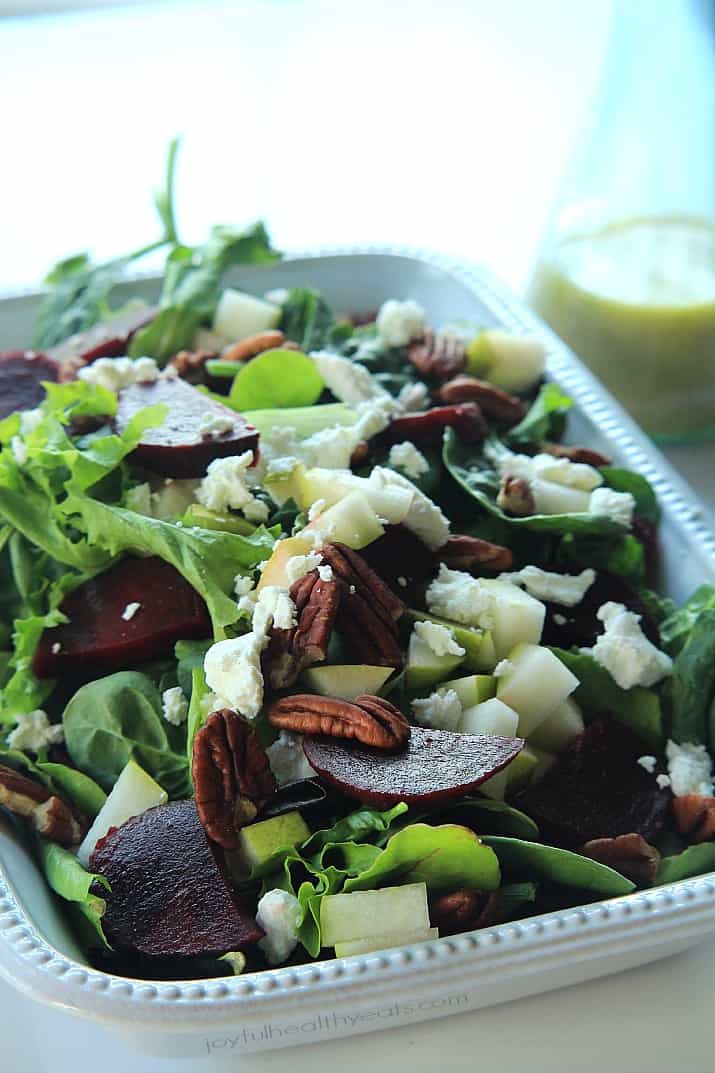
[1, 249, 715, 1060]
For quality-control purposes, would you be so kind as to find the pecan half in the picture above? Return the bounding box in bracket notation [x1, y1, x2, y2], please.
[543, 442, 612, 467]
[321, 543, 405, 668]
[264, 573, 344, 689]
[268, 693, 410, 751]
[438, 534, 513, 573]
[169, 348, 217, 381]
[673, 794, 715, 843]
[221, 330, 287, 363]
[579, 832, 660, 885]
[429, 889, 502, 935]
[497, 474, 534, 516]
[192, 710, 276, 850]
[406, 329, 466, 380]
[0, 765, 84, 846]
[437, 376, 526, 426]
[378, 403, 487, 448]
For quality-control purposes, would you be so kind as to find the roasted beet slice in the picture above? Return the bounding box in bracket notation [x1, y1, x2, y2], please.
[48, 306, 157, 374]
[32, 556, 210, 678]
[514, 719, 670, 847]
[303, 728, 524, 808]
[115, 377, 259, 478]
[0, 350, 60, 419]
[90, 800, 262, 958]
[541, 571, 661, 650]
[359, 524, 437, 592]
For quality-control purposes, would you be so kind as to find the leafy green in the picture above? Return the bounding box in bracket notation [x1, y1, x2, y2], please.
[507, 383, 573, 445]
[556, 531, 645, 584]
[342, 823, 501, 894]
[242, 403, 357, 438]
[229, 349, 324, 410]
[37, 839, 111, 949]
[175, 639, 212, 696]
[438, 796, 541, 841]
[35, 762, 107, 819]
[481, 836, 635, 895]
[60, 495, 274, 634]
[185, 666, 210, 769]
[657, 844, 715, 884]
[500, 881, 538, 918]
[62, 671, 190, 796]
[660, 584, 715, 655]
[668, 610, 715, 747]
[279, 287, 339, 351]
[443, 429, 624, 537]
[600, 467, 660, 525]
[303, 803, 408, 857]
[551, 648, 663, 750]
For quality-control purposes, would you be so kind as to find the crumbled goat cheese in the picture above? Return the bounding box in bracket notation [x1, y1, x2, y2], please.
[412, 689, 463, 732]
[317, 564, 334, 582]
[426, 564, 495, 629]
[266, 455, 299, 479]
[196, 451, 267, 520]
[10, 436, 28, 465]
[397, 576, 408, 588]
[388, 441, 430, 480]
[266, 730, 316, 785]
[77, 356, 160, 392]
[285, 552, 324, 586]
[499, 566, 596, 607]
[656, 773, 672, 789]
[413, 621, 465, 658]
[204, 632, 267, 719]
[256, 889, 302, 965]
[396, 381, 430, 413]
[589, 487, 635, 527]
[637, 755, 657, 774]
[369, 467, 450, 550]
[51, 642, 62, 655]
[310, 350, 391, 405]
[665, 740, 714, 797]
[553, 613, 568, 626]
[252, 586, 297, 636]
[7, 710, 64, 753]
[298, 425, 358, 470]
[121, 602, 141, 621]
[234, 574, 257, 598]
[498, 451, 603, 492]
[198, 411, 234, 439]
[376, 299, 425, 347]
[19, 408, 43, 435]
[585, 601, 673, 690]
[162, 686, 189, 727]
[493, 659, 514, 678]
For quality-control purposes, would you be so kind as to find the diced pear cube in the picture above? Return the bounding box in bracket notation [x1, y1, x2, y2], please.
[301, 664, 393, 701]
[320, 883, 430, 947]
[459, 697, 519, 737]
[238, 811, 310, 870]
[77, 759, 167, 867]
[334, 927, 439, 957]
[213, 288, 281, 342]
[529, 698, 584, 752]
[438, 674, 495, 708]
[304, 491, 385, 550]
[406, 632, 464, 690]
[478, 580, 546, 659]
[496, 643, 579, 736]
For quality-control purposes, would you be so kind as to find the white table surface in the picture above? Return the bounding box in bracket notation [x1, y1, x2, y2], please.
[2, 2, 715, 1070]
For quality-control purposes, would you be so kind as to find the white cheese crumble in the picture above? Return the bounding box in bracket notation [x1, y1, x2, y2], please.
[498, 451, 603, 492]
[121, 602, 141, 621]
[397, 576, 408, 588]
[204, 632, 268, 719]
[77, 355, 160, 392]
[589, 486, 635, 527]
[256, 888, 302, 965]
[553, 613, 568, 626]
[665, 740, 714, 797]
[493, 659, 514, 678]
[637, 755, 657, 774]
[196, 451, 268, 521]
[376, 299, 425, 347]
[7, 710, 64, 753]
[51, 642, 62, 655]
[285, 552, 323, 586]
[369, 466, 449, 550]
[234, 574, 257, 598]
[317, 564, 334, 582]
[161, 686, 189, 727]
[656, 773, 672, 789]
[252, 586, 297, 636]
[412, 688, 463, 731]
[499, 566, 596, 607]
[426, 564, 495, 629]
[413, 621, 465, 658]
[396, 381, 430, 413]
[310, 350, 391, 405]
[10, 436, 28, 465]
[388, 441, 430, 480]
[266, 730, 316, 785]
[583, 601, 673, 690]
[198, 411, 234, 439]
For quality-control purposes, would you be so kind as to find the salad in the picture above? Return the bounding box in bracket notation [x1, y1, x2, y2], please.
[1, 147, 715, 982]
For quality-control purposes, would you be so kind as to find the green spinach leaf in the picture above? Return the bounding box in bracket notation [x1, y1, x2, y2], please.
[481, 836, 635, 895]
[600, 467, 659, 524]
[669, 609, 715, 747]
[279, 287, 338, 351]
[35, 762, 107, 819]
[657, 844, 715, 884]
[660, 584, 715, 655]
[507, 383, 573, 445]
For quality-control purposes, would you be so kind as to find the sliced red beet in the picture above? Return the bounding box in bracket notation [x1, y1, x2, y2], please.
[514, 719, 671, 847]
[47, 306, 157, 371]
[115, 377, 259, 478]
[303, 728, 524, 808]
[359, 523, 437, 592]
[541, 571, 661, 650]
[0, 350, 60, 419]
[90, 800, 262, 958]
[32, 556, 210, 678]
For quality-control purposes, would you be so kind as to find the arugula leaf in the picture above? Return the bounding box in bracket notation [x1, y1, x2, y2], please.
[443, 429, 624, 537]
[507, 383, 573, 445]
[660, 584, 715, 655]
[62, 671, 191, 796]
[481, 836, 635, 895]
[550, 648, 663, 750]
[342, 823, 501, 894]
[668, 609, 715, 747]
[657, 844, 715, 884]
[600, 467, 660, 525]
[37, 839, 111, 949]
[229, 349, 324, 410]
[60, 495, 274, 634]
[279, 287, 338, 351]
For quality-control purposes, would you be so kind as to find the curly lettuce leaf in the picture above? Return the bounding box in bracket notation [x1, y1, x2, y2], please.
[37, 839, 111, 949]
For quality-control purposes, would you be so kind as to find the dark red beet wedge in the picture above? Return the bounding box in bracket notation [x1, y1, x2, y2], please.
[115, 377, 259, 477]
[48, 306, 157, 371]
[90, 800, 263, 959]
[32, 556, 210, 678]
[303, 728, 524, 808]
[514, 719, 671, 847]
[0, 350, 60, 419]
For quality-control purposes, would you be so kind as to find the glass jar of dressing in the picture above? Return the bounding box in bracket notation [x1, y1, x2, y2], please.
[527, 0, 715, 442]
